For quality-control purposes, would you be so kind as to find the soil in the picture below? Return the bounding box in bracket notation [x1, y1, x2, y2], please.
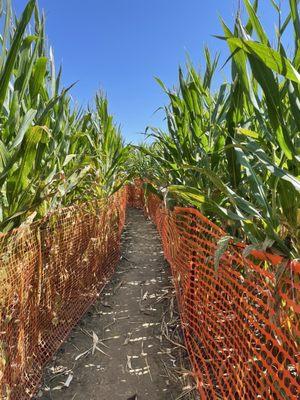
[37, 208, 196, 400]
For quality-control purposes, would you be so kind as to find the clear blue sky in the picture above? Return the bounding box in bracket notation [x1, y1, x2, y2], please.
[16, 0, 291, 143]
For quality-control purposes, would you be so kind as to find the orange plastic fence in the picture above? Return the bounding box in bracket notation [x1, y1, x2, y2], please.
[0, 189, 127, 399]
[129, 183, 300, 400]
[127, 180, 144, 209]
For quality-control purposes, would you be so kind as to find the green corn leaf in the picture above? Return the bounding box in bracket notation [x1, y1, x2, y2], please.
[12, 125, 44, 196]
[29, 56, 47, 99]
[12, 109, 37, 148]
[0, 139, 8, 171]
[245, 0, 258, 34]
[235, 146, 271, 217]
[246, 143, 300, 191]
[19, 37, 40, 102]
[289, 0, 300, 43]
[0, 0, 35, 111]
[142, 182, 163, 200]
[243, 0, 269, 45]
[0, 0, 11, 70]
[168, 185, 206, 204]
[227, 38, 300, 84]
[245, 52, 295, 160]
[236, 127, 259, 138]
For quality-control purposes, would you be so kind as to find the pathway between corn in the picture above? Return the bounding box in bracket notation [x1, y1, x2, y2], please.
[40, 208, 183, 400]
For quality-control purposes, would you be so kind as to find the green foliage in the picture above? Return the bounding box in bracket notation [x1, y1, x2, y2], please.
[0, 0, 130, 232]
[133, 1, 300, 259]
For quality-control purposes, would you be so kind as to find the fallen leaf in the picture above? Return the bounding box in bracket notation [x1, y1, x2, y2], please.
[92, 331, 99, 355]
[75, 349, 89, 361]
[64, 374, 73, 388]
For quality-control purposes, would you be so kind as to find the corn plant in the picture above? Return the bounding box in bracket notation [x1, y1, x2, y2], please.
[70, 93, 132, 201]
[136, 0, 300, 259]
[0, 0, 130, 232]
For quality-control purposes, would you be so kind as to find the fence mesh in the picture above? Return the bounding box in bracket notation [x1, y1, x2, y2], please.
[127, 180, 144, 209]
[129, 183, 300, 400]
[0, 189, 127, 399]
[1, 183, 299, 399]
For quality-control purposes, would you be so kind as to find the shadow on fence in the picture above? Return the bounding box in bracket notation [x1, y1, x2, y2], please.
[128, 182, 300, 400]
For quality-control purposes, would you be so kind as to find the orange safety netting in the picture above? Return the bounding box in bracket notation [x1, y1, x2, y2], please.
[127, 180, 144, 209]
[1, 182, 299, 399]
[0, 189, 127, 399]
[129, 183, 300, 400]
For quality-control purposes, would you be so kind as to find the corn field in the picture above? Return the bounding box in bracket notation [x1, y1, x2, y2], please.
[0, 0, 130, 234]
[0, 0, 299, 399]
[137, 0, 300, 260]
[0, 0, 299, 256]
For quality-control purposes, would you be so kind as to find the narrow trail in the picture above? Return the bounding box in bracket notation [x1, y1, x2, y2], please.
[39, 209, 189, 400]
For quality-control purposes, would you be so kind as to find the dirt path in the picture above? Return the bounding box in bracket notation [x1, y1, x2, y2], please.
[39, 209, 194, 400]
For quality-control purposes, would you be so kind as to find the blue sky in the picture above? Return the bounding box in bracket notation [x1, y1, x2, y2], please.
[16, 0, 291, 143]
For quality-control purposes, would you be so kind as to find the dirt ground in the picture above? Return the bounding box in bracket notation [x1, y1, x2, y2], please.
[37, 208, 197, 400]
